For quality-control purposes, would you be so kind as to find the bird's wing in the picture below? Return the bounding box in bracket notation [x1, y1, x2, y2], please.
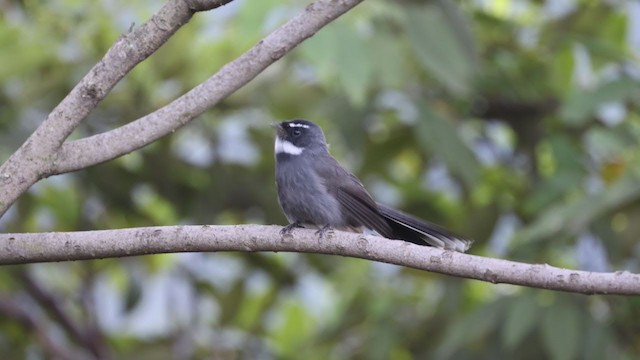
[311, 154, 472, 252]
[314, 157, 393, 238]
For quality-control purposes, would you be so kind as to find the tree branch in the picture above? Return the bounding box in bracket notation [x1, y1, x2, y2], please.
[1, 225, 638, 295]
[17, 271, 109, 359]
[54, 0, 364, 174]
[0, 0, 233, 217]
[0, 296, 82, 360]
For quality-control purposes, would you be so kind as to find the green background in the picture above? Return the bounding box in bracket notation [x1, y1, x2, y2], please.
[1, 0, 639, 358]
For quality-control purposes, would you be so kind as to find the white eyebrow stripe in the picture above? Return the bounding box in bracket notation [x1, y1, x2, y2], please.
[288, 123, 310, 128]
[275, 137, 303, 155]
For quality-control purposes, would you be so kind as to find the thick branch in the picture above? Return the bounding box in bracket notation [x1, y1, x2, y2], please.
[1, 225, 638, 295]
[55, 0, 364, 174]
[0, 0, 233, 217]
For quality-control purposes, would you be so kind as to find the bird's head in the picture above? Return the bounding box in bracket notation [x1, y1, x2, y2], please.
[273, 119, 328, 156]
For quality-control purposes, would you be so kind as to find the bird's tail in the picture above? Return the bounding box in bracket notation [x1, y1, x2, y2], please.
[376, 203, 472, 253]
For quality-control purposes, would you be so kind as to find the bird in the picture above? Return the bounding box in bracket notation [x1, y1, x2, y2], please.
[273, 119, 472, 252]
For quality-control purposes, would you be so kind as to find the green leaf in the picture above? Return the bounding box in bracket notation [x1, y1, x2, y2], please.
[582, 319, 614, 360]
[236, 287, 274, 331]
[435, 300, 503, 358]
[519, 171, 640, 244]
[270, 299, 315, 357]
[300, 22, 373, 106]
[371, 33, 410, 88]
[217, 280, 246, 325]
[335, 27, 374, 106]
[133, 186, 178, 225]
[236, 0, 283, 41]
[38, 182, 81, 230]
[403, 3, 476, 95]
[561, 79, 640, 126]
[550, 47, 575, 95]
[502, 293, 538, 349]
[541, 300, 581, 360]
[584, 125, 637, 162]
[415, 102, 480, 188]
[524, 135, 586, 215]
[548, 134, 585, 174]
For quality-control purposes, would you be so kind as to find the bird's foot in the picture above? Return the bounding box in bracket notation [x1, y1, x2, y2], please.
[315, 224, 334, 239]
[280, 222, 303, 236]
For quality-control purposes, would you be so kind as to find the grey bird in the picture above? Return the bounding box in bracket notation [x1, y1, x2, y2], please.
[273, 119, 472, 252]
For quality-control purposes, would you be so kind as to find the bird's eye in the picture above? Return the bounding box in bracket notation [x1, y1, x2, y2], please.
[292, 129, 302, 137]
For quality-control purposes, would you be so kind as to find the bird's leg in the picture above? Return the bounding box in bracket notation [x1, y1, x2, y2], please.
[280, 222, 303, 236]
[315, 224, 334, 239]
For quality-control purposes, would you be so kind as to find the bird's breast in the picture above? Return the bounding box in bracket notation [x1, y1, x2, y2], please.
[275, 158, 344, 226]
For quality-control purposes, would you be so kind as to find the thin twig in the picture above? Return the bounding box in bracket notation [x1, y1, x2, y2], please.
[0, 296, 81, 359]
[17, 271, 109, 359]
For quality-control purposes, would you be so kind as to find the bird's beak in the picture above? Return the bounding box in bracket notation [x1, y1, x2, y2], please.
[271, 121, 286, 138]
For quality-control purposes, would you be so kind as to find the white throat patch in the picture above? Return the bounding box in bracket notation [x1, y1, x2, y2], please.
[275, 137, 303, 155]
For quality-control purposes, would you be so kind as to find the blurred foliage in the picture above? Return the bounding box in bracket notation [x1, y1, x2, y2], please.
[1, 0, 640, 358]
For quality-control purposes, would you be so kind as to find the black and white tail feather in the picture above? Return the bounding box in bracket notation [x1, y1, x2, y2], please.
[377, 203, 472, 252]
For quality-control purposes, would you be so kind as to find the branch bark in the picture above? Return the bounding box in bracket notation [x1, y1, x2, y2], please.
[1, 225, 638, 295]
